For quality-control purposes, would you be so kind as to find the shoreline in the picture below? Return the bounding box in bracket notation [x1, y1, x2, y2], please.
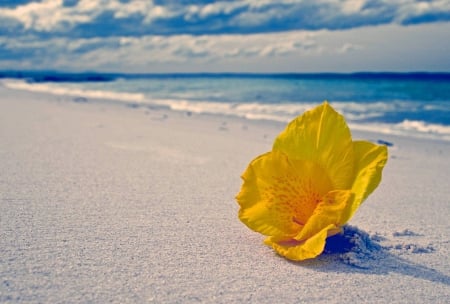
[2, 82, 450, 144]
[0, 79, 450, 142]
[1, 85, 449, 303]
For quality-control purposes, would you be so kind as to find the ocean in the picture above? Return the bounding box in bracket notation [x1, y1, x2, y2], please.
[1, 72, 450, 141]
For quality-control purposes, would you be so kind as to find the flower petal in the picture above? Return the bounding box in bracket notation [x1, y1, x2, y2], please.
[264, 190, 353, 261]
[273, 102, 355, 189]
[265, 224, 338, 261]
[295, 190, 354, 241]
[236, 151, 333, 237]
[350, 140, 388, 214]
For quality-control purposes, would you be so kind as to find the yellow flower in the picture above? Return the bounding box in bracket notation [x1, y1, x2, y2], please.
[236, 102, 388, 261]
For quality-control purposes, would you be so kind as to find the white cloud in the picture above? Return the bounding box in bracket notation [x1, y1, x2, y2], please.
[109, 1, 150, 19]
[340, 0, 366, 14]
[143, 5, 173, 23]
[0, 0, 65, 31]
[336, 43, 363, 54]
[0, 0, 159, 31]
[122, 32, 320, 63]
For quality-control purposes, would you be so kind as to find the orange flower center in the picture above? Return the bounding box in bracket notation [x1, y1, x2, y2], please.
[263, 160, 333, 231]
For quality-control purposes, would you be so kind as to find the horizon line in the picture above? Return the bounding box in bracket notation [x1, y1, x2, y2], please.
[1, 70, 450, 82]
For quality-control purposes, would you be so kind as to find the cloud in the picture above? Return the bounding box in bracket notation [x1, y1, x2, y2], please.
[1, 22, 449, 72]
[336, 43, 363, 54]
[0, 31, 321, 71]
[397, 0, 450, 25]
[0, 0, 448, 38]
[0, 1, 448, 73]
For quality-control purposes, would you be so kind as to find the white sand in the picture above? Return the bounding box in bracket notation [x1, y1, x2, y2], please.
[1, 86, 449, 303]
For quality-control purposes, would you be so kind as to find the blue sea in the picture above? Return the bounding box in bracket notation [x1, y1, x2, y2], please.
[2, 72, 450, 141]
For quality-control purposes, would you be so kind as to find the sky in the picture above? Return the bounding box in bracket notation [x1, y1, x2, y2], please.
[0, 0, 449, 73]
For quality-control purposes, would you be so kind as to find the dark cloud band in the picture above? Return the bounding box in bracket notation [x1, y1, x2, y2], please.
[0, 0, 449, 38]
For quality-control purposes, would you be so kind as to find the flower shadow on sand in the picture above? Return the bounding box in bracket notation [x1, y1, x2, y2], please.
[298, 225, 450, 286]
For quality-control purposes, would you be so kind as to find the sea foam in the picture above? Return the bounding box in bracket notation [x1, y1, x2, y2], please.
[1, 79, 146, 104]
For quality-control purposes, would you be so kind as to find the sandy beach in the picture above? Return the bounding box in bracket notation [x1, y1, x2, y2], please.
[1, 85, 449, 303]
